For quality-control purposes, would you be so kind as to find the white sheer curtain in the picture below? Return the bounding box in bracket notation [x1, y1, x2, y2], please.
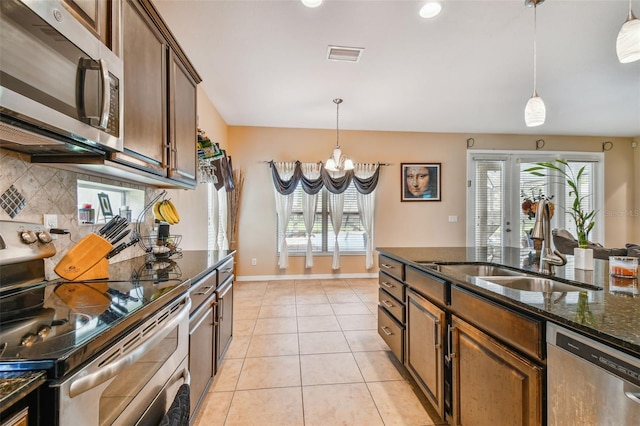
[355, 164, 377, 269]
[208, 183, 219, 250]
[273, 162, 296, 269]
[218, 187, 229, 250]
[301, 163, 320, 268]
[328, 191, 345, 270]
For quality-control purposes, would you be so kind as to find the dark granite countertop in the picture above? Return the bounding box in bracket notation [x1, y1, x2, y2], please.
[377, 246, 640, 357]
[0, 250, 235, 407]
[0, 370, 46, 414]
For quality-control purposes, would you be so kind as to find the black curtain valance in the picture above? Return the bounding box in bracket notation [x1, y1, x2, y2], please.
[270, 161, 380, 195]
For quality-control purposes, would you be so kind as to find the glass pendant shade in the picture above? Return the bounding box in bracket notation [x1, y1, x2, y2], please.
[301, 0, 323, 8]
[525, 93, 546, 127]
[617, 10, 640, 63]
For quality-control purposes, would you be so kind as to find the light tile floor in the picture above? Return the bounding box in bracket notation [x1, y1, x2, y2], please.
[193, 278, 443, 426]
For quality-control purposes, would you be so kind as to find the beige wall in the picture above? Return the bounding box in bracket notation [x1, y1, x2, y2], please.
[166, 86, 229, 250]
[228, 127, 637, 279]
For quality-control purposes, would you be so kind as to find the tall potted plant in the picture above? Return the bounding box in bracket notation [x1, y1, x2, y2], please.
[525, 159, 596, 269]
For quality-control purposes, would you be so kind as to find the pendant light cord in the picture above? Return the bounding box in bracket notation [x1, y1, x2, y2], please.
[533, 3, 538, 95]
[335, 99, 340, 148]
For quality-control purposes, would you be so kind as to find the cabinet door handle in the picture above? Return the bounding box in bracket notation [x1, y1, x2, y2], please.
[445, 325, 456, 361]
[380, 326, 393, 336]
[218, 297, 224, 321]
[381, 300, 394, 309]
[381, 263, 394, 270]
[381, 281, 394, 289]
[434, 319, 440, 349]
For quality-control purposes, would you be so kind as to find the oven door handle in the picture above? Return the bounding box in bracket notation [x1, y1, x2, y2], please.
[69, 298, 191, 398]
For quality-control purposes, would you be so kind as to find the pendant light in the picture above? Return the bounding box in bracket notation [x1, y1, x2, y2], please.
[324, 99, 354, 172]
[617, 0, 640, 63]
[301, 0, 323, 8]
[524, 0, 546, 127]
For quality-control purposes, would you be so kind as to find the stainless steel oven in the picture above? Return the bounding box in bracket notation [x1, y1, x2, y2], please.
[0, 0, 123, 156]
[0, 220, 192, 425]
[54, 296, 190, 426]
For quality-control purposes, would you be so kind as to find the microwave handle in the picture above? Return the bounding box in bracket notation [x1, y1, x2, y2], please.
[97, 59, 110, 129]
[77, 58, 110, 130]
[68, 298, 190, 398]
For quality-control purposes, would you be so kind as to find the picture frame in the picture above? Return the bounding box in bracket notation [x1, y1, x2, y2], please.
[401, 163, 441, 202]
[97, 192, 113, 219]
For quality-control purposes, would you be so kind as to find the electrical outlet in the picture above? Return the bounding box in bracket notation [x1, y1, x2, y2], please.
[448, 215, 458, 223]
[251, 258, 257, 266]
[44, 214, 58, 239]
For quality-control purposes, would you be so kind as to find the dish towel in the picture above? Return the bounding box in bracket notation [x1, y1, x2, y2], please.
[159, 383, 190, 426]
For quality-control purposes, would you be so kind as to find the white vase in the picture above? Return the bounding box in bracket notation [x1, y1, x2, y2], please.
[574, 247, 594, 270]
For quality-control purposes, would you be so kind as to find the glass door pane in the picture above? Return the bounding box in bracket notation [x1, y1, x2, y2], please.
[473, 160, 504, 247]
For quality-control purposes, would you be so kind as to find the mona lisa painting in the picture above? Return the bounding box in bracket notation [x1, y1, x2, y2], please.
[401, 163, 441, 202]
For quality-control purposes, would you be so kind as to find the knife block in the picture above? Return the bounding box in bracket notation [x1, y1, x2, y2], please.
[54, 234, 112, 281]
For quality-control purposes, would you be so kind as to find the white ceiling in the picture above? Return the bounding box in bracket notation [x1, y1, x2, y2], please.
[153, 0, 640, 137]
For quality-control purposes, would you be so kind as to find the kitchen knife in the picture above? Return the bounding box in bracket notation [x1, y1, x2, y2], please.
[109, 229, 131, 245]
[106, 242, 127, 259]
[97, 216, 120, 236]
[105, 219, 128, 240]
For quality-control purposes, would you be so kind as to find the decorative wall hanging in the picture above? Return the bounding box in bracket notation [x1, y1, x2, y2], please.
[401, 163, 441, 202]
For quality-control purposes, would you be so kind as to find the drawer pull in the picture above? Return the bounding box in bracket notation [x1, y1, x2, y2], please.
[381, 263, 394, 270]
[380, 326, 393, 336]
[381, 281, 394, 289]
[381, 300, 394, 309]
[194, 286, 214, 296]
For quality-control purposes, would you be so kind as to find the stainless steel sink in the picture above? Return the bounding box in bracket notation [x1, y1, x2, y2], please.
[476, 276, 587, 293]
[439, 264, 525, 277]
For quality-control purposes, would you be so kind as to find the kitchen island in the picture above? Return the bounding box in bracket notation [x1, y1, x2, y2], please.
[376, 246, 640, 425]
[378, 246, 640, 356]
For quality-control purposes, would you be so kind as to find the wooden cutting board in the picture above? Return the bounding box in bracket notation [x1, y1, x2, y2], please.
[54, 234, 113, 281]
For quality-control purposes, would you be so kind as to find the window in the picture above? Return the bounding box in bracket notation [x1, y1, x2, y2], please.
[279, 184, 365, 254]
[77, 180, 144, 224]
[467, 151, 604, 249]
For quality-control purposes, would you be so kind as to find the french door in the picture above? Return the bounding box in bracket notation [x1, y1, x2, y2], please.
[466, 151, 603, 249]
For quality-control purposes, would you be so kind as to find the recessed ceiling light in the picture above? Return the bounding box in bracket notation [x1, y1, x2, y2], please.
[301, 0, 323, 8]
[419, 2, 442, 19]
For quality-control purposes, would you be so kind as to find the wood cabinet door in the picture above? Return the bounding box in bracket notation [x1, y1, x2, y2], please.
[450, 316, 542, 426]
[216, 277, 234, 368]
[189, 303, 215, 417]
[168, 49, 197, 187]
[117, 0, 167, 176]
[406, 290, 445, 418]
[61, 0, 111, 47]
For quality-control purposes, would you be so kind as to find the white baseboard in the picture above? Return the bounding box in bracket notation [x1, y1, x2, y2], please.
[236, 272, 378, 282]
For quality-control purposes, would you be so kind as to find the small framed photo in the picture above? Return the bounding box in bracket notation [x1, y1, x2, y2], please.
[97, 192, 113, 218]
[401, 163, 441, 202]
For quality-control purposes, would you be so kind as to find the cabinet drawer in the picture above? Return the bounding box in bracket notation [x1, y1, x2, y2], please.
[379, 288, 405, 324]
[189, 269, 216, 314]
[217, 257, 234, 286]
[378, 305, 404, 363]
[379, 255, 404, 281]
[406, 266, 448, 306]
[450, 286, 543, 361]
[378, 272, 405, 303]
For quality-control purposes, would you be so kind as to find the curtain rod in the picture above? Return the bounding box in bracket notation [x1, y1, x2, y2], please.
[260, 160, 391, 165]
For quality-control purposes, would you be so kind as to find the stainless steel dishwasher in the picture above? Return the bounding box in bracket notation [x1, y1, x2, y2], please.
[547, 323, 640, 425]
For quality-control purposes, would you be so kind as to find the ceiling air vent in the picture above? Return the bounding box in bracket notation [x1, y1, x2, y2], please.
[327, 45, 364, 62]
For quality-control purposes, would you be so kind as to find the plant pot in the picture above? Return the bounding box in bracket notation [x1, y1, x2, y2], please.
[574, 247, 594, 270]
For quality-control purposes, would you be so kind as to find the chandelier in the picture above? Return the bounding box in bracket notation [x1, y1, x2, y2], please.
[324, 99, 354, 172]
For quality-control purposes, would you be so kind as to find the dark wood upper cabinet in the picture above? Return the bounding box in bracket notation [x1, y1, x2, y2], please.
[113, 0, 200, 189]
[61, 0, 113, 48]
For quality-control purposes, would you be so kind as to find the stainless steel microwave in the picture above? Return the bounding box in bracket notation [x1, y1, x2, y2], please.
[0, 0, 123, 156]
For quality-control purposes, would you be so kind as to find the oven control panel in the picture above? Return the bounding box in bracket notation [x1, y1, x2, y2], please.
[0, 220, 57, 266]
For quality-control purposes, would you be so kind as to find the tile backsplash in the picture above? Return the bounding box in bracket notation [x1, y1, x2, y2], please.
[0, 149, 161, 280]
